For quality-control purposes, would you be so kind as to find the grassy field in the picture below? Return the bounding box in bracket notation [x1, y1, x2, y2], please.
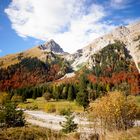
[0, 126, 80, 140]
[105, 127, 140, 140]
[18, 95, 140, 114]
[0, 125, 139, 140]
[18, 97, 83, 113]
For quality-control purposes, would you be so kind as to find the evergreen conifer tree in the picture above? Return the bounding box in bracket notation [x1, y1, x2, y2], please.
[61, 112, 78, 133]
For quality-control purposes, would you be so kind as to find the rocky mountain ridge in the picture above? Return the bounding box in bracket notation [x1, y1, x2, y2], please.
[67, 21, 140, 72]
[0, 21, 140, 73]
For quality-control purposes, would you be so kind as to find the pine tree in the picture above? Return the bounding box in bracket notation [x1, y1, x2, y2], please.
[79, 74, 87, 91]
[52, 85, 60, 100]
[76, 91, 89, 111]
[61, 85, 68, 99]
[67, 85, 74, 101]
[61, 113, 78, 133]
[0, 101, 25, 128]
[32, 91, 37, 99]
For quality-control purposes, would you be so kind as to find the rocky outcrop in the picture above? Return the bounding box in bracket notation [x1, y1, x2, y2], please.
[39, 39, 65, 54]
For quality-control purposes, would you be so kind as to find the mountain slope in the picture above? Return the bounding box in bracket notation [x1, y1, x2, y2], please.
[58, 42, 140, 95]
[86, 42, 139, 95]
[0, 21, 140, 93]
[0, 40, 67, 68]
[68, 21, 140, 72]
[0, 52, 71, 90]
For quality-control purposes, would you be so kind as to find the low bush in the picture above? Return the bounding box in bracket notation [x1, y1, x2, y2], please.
[43, 92, 52, 101]
[0, 101, 25, 128]
[59, 108, 72, 116]
[25, 104, 38, 110]
[47, 104, 56, 113]
[11, 95, 23, 103]
[0, 92, 10, 105]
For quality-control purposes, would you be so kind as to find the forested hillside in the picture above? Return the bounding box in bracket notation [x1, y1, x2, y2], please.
[87, 42, 140, 95]
[0, 52, 71, 91]
[48, 42, 140, 102]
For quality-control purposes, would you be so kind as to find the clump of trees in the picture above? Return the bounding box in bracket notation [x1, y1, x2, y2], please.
[91, 91, 139, 131]
[42, 75, 90, 111]
[9, 85, 47, 102]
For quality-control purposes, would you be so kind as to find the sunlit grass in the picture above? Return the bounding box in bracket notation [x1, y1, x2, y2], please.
[18, 97, 83, 113]
[105, 127, 140, 140]
[0, 126, 70, 140]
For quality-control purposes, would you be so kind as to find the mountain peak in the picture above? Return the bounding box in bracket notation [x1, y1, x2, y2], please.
[39, 39, 65, 54]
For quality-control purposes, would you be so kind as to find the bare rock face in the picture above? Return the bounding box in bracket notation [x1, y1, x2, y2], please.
[39, 39, 65, 54]
[68, 21, 140, 72]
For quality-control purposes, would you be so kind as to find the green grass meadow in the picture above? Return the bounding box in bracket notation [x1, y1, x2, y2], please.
[18, 97, 83, 113]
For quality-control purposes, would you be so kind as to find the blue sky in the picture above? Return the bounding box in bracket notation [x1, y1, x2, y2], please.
[0, 0, 140, 57]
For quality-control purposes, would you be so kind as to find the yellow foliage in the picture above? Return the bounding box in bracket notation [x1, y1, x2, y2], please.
[91, 91, 139, 130]
[11, 95, 23, 102]
[0, 92, 9, 105]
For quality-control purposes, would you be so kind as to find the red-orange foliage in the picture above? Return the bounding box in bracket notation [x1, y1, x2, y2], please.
[0, 64, 64, 91]
[87, 67, 140, 95]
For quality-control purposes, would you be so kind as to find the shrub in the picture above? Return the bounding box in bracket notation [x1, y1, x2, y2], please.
[0, 92, 10, 105]
[11, 95, 23, 103]
[43, 92, 52, 101]
[91, 91, 139, 131]
[26, 104, 38, 110]
[59, 108, 72, 116]
[0, 101, 25, 128]
[47, 104, 56, 113]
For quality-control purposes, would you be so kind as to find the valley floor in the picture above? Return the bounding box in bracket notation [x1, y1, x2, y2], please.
[25, 110, 140, 134]
[25, 110, 96, 133]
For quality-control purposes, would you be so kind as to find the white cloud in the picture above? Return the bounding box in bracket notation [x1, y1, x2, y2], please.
[110, 0, 132, 9]
[0, 49, 2, 53]
[123, 18, 140, 25]
[5, 0, 116, 53]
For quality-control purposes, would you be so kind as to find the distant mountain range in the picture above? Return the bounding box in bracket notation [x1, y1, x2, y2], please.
[0, 21, 140, 94]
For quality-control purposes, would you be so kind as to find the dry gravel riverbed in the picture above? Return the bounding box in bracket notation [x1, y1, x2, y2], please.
[24, 110, 96, 133]
[24, 110, 140, 133]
